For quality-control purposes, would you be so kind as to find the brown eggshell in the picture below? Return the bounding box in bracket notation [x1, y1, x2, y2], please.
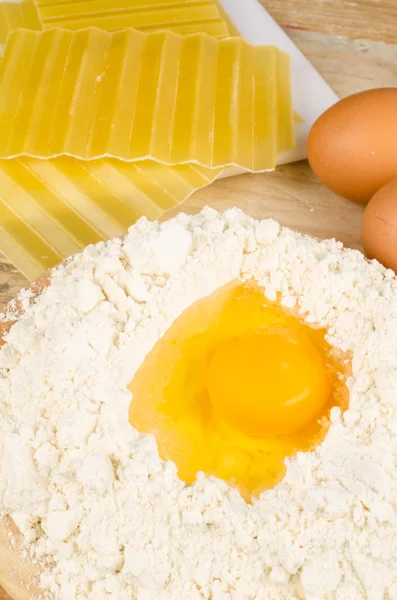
[308, 88, 397, 204]
[362, 178, 397, 272]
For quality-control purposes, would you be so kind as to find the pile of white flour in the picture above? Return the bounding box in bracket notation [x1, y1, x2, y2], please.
[1, 208, 397, 600]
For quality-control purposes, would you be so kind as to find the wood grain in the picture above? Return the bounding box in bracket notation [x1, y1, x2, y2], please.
[170, 161, 365, 248]
[0, 583, 12, 600]
[0, 519, 41, 600]
[289, 30, 397, 96]
[1, 3, 397, 599]
[262, 0, 397, 44]
[0, 256, 29, 313]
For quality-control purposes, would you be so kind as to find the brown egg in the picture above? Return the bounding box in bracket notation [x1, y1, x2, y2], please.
[308, 88, 397, 204]
[362, 178, 397, 272]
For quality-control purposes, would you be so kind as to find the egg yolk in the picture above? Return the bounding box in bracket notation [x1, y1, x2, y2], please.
[129, 281, 349, 500]
[208, 328, 331, 437]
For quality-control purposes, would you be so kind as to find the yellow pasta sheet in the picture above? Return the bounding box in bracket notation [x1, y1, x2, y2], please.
[36, 0, 230, 37]
[0, 29, 294, 170]
[0, 158, 221, 281]
[0, 0, 42, 46]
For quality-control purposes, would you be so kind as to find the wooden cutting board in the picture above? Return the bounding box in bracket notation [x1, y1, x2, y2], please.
[1, 1, 397, 598]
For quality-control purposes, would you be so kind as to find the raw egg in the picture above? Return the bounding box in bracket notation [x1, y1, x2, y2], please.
[362, 178, 397, 272]
[129, 281, 349, 500]
[208, 328, 331, 437]
[308, 88, 397, 204]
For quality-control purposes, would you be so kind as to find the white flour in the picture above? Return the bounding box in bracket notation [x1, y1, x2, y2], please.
[1, 207, 397, 600]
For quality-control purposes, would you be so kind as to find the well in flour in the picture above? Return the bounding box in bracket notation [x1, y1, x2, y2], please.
[129, 278, 350, 500]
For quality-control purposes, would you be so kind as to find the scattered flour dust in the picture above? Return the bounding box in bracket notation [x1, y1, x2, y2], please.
[1, 208, 397, 600]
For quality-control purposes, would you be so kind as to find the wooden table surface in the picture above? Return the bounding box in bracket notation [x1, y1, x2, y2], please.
[1, 1, 397, 598]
